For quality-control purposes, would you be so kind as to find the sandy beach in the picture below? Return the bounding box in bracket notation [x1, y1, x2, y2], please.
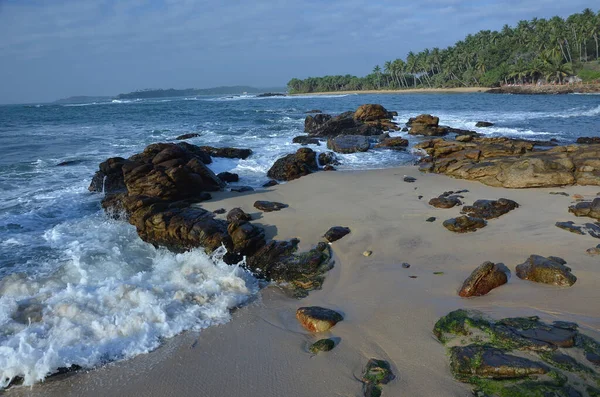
[8, 166, 600, 397]
[291, 87, 487, 96]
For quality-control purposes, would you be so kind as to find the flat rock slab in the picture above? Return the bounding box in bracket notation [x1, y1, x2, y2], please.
[461, 198, 519, 219]
[253, 201, 288, 212]
[296, 306, 343, 332]
[515, 255, 577, 287]
[458, 261, 509, 297]
[443, 215, 487, 233]
[556, 221, 585, 235]
[323, 226, 351, 242]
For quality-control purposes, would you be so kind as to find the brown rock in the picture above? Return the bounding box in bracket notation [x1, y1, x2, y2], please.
[354, 104, 393, 121]
[254, 201, 288, 212]
[226, 208, 252, 223]
[569, 197, 600, 220]
[429, 195, 462, 209]
[374, 137, 409, 149]
[443, 216, 487, 233]
[296, 306, 343, 332]
[515, 255, 576, 287]
[458, 262, 509, 297]
[323, 226, 351, 242]
[461, 198, 519, 219]
[267, 148, 318, 181]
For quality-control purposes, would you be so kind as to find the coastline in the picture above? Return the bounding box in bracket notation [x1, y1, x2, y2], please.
[290, 87, 488, 96]
[8, 166, 600, 397]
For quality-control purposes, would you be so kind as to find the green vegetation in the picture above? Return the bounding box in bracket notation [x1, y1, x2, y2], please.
[115, 86, 285, 99]
[288, 9, 600, 93]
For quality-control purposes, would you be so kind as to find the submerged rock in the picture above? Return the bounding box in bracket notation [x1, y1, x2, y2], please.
[296, 306, 343, 332]
[475, 121, 494, 127]
[267, 148, 318, 181]
[323, 226, 351, 242]
[515, 255, 576, 287]
[318, 151, 340, 167]
[461, 198, 519, 219]
[293, 135, 321, 146]
[458, 261, 509, 297]
[175, 133, 200, 140]
[443, 216, 487, 233]
[327, 135, 370, 154]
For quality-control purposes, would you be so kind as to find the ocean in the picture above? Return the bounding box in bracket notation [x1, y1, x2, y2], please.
[0, 92, 599, 387]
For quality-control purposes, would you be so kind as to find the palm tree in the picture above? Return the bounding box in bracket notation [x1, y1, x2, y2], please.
[373, 65, 382, 89]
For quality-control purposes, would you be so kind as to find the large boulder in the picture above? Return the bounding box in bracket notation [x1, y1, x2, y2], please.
[458, 262, 509, 297]
[267, 148, 318, 181]
[515, 255, 576, 287]
[374, 137, 408, 149]
[327, 135, 370, 154]
[354, 104, 394, 121]
[199, 146, 252, 159]
[305, 105, 397, 137]
[416, 137, 600, 188]
[304, 113, 332, 134]
[408, 114, 448, 136]
[569, 198, 600, 220]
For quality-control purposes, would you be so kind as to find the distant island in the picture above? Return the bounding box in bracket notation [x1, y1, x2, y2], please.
[288, 8, 600, 94]
[115, 86, 286, 100]
[53, 96, 112, 104]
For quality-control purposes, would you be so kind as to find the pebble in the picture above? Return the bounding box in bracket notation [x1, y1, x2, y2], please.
[426, 217, 436, 222]
[363, 250, 373, 257]
[402, 263, 411, 268]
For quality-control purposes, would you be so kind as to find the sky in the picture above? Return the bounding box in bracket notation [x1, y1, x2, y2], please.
[0, 0, 596, 104]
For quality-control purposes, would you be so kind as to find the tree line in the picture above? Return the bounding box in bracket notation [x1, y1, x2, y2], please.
[287, 8, 600, 93]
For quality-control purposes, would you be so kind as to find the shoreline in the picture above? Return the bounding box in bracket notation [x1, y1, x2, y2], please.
[291, 87, 487, 96]
[8, 166, 600, 397]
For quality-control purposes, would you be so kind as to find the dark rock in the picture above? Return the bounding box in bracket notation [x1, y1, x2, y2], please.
[445, 127, 480, 137]
[374, 137, 408, 149]
[450, 345, 548, 380]
[576, 137, 600, 144]
[323, 226, 351, 242]
[586, 352, 600, 365]
[429, 195, 462, 209]
[403, 176, 417, 183]
[418, 195, 423, 200]
[461, 198, 519, 219]
[304, 113, 333, 134]
[267, 148, 318, 181]
[426, 217, 436, 222]
[296, 306, 343, 332]
[227, 208, 252, 223]
[401, 127, 409, 132]
[304, 105, 392, 137]
[293, 136, 321, 146]
[556, 221, 585, 235]
[256, 92, 286, 97]
[475, 121, 494, 127]
[175, 133, 200, 140]
[89, 157, 129, 193]
[213, 208, 226, 215]
[230, 186, 254, 193]
[362, 359, 395, 397]
[318, 151, 340, 166]
[254, 201, 288, 212]
[327, 135, 370, 154]
[57, 160, 84, 166]
[217, 171, 239, 183]
[323, 165, 336, 171]
[569, 198, 600, 220]
[458, 262, 509, 297]
[263, 179, 278, 187]
[199, 146, 252, 159]
[549, 191, 570, 196]
[402, 263, 411, 268]
[309, 338, 335, 354]
[305, 109, 322, 114]
[515, 255, 576, 287]
[443, 216, 487, 233]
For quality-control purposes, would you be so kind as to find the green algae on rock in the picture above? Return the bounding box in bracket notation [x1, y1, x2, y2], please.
[434, 310, 600, 397]
[515, 255, 577, 287]
[361, 359, 395, 397]
[308, 338, 335, 354]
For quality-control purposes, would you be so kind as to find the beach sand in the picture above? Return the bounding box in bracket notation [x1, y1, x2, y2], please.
[8, 167, 600, 396]
[291, 87, 487, 96]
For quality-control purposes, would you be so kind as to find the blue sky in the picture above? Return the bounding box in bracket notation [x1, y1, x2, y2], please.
[0, 0, 596, 103]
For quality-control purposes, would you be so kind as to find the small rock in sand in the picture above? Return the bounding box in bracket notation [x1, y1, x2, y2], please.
[363, 250, 373, 257]
[296, 306, 343, 332]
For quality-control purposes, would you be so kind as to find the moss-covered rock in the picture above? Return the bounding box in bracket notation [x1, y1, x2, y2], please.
[308, 338, 335, 354]
[434, 310, 600, 397]
[361, 359, 395, 396]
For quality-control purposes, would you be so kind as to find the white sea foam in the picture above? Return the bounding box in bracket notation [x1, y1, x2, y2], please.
[0, 215, 258, 388]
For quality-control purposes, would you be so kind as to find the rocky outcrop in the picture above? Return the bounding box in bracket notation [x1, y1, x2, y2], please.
[198, 146, 252, 159]
[374, 137, 408, 149]
[577, 137, 600, 144]
[267, 148, 318, 181]
[304, 104, 398, 137]
[408, 114, 448, 136]
[461, 198, 519, 219]
[323, 226, 351, 242]
[569, 198, 600, 220]
[443, 216, 486, 233]
[175, 133, 200, 140]
[434, 309, 600, 396]
[90, 143, 333, 298]
[296, 306, 343, 332]
[458, 262, 509, 297]
[475, 121, 494, 127]
[515, 255, 576, 286]
[327, 135, 370, 154]
[416, 136, 600, 188]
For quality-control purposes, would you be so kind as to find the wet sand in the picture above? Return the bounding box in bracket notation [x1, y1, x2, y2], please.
[8, 167, 600, 397]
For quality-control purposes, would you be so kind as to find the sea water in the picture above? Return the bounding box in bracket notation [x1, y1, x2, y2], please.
[0, 93, 599, 386]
